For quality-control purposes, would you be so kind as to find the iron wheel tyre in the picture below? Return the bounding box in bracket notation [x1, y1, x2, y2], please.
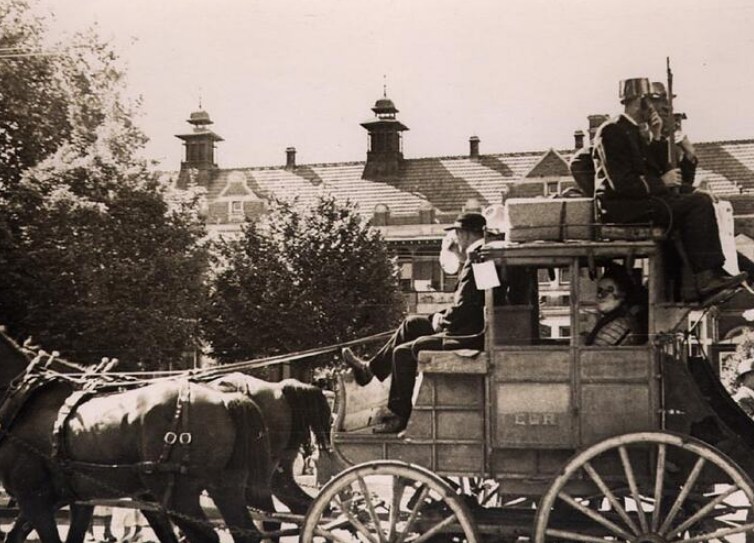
[302, 460, 480, 542]
[534, 431, 754, 542]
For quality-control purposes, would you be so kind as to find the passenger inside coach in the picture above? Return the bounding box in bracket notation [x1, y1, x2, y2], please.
[583, 264, 647, 346]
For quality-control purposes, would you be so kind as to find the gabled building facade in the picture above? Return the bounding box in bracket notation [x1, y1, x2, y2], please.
[163, 94, 754, 336]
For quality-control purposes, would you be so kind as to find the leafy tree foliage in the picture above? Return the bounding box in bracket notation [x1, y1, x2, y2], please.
[203, 195, 403, 365]
[0, 0, 209, 368]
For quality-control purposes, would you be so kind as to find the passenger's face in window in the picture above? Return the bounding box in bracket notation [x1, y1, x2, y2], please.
[596, 277, 624, 314]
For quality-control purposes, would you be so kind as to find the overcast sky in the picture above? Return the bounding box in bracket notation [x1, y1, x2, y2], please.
[39, 0, 754, 170]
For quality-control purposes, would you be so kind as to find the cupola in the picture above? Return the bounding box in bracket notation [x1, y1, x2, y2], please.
[175, 109, 224, 171]
[360, 91, 409, 179]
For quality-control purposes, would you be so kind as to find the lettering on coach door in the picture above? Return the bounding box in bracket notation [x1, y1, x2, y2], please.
[496, 383, 572, 446]
[513, 412, 557, 426]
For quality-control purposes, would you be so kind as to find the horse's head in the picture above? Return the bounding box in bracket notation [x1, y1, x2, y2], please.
[0, 327, 33, 389]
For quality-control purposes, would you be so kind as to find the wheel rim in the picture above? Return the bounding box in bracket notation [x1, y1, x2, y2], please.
[302, 460, 480, 542]
[534, 432, 754, 543]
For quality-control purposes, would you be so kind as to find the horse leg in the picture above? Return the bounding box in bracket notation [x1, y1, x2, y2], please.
[141, 509, 180, 543]
[208, 483, 261, 543]
[64, 504, 94, 543]
[247, 491, 277, 543]
[164, 485, 219, 543]
[4, 513, 35, 543]
[15, 495, 63, 543]
[270, 450, 314, 515]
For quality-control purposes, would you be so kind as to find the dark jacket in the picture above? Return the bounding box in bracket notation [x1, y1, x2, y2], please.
[594, 115, 669, 201]
[437, 250, 485, 336]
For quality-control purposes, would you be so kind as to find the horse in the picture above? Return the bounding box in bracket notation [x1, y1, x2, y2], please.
[209, 372, 332, 515]
[0, 329, 272, 543]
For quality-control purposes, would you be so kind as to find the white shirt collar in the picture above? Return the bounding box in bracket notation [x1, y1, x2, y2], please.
[621, 112, 640, 127]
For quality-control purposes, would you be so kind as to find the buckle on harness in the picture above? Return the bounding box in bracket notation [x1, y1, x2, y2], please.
[164, 431, 178, 445]
[179, 432, 192, 445]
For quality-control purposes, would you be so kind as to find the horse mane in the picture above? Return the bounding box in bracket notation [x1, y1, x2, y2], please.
[280, 379, 332, 452]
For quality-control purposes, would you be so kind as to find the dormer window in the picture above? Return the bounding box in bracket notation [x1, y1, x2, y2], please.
[229, 201, 244, 221]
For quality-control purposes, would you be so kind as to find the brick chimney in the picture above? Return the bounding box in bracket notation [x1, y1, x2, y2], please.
[574, 130, 585, 149]
[469, 136, 480, 159]
[587, 114, 610, 143]
[285, 147, 296, 169]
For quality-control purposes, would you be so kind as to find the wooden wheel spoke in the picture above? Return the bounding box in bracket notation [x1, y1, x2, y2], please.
[557, 491, 633, 540]
[334, 494, 379, 543]
[545, 528, 619, 543]
[394, 485, 430, 543]
[479, 482, 501, 507]
[659, 455, 706, 536]
[407, 513, 458, 543]
[387, 475, 407, 542]
[618, 445, 649, 532]
[357, 475, 388, 543]
[651, 442, 666, 532]
[668, 521, 754, 543]
[582, 461, 640, 535]
[667, 484, 739, 537]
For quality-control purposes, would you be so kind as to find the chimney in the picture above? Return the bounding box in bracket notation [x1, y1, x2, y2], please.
[469, 136, 480, 159]
[285, 147, 296, 169]
[587, 114, 609, 143]
[574, 130, 585, 149]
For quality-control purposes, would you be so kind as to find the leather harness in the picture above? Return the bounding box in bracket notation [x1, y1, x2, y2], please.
[47, 379, 194, 506]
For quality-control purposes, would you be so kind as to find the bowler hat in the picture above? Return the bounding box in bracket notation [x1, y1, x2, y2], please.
[444, 212, 486, 233]
[619, 78, 651, 103]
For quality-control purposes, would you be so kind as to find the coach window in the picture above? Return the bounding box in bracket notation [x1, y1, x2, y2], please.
[577, 259, 649, 347]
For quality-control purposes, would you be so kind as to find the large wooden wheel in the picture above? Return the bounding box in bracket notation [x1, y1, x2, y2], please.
[534, 432, 754, 542]
[301, 460, 480, 542]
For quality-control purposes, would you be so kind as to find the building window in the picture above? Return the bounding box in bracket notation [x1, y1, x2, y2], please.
[559, 326, 571, 338]
[545, 181, 559, 196]
[538, 268, 553, 283]
[229, 201, 244, 220]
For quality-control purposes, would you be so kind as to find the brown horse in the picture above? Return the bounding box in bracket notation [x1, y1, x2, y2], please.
[209, 372, 333, 514]
[0, 330, 272, 543]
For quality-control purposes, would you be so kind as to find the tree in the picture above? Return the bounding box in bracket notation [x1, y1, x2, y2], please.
[203, 195, 403, 367]
[0, 0, 209, 369]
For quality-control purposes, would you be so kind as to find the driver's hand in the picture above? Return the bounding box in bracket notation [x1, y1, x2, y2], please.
[661, 168, 681, 188]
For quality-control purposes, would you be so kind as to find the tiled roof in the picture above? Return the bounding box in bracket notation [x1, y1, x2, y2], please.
[164, 139, 754, 222]
[694, 140, 754, 194]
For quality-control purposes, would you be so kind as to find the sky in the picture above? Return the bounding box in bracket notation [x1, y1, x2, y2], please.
[36, 0, 754, 170]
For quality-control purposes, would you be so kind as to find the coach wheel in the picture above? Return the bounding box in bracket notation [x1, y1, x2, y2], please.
[301, 460, 480, 542]
[534, 432, 754, 543]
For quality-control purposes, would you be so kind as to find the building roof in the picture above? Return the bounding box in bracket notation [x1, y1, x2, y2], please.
[164, 138, 754, 222]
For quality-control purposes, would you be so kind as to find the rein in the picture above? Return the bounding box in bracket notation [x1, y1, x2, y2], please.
[11, 328, 395, 389]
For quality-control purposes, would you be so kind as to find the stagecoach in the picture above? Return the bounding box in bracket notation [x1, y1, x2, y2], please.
[306, 219, 754, 542]
[3, 205, 754, 543]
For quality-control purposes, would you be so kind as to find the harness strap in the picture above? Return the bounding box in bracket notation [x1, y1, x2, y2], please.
[51, 390, 93, 463]
[157, 380, 192, 508]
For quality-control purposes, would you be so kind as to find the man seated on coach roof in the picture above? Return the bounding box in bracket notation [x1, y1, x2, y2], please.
[647, 81, 754, 281]
[342, 212, 487, 434]
[592, 77, 746, 304]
